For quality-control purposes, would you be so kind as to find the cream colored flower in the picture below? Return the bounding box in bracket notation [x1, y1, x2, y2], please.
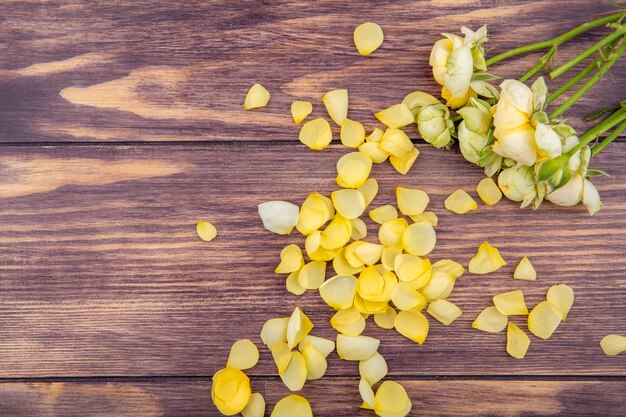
[497, 164, 540, 208]
[417, 103, 454, 148]
[457, 98, 502, 175]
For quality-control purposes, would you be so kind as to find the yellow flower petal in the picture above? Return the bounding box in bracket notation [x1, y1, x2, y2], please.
[354, 242, 384, 266]
[476, 177, 503, 206]
[513, 256, 536, 281]
[333, 248, 364, 276]
[258, 201, 299, 235]
[341, 118, 366, 148]
[394, 309, 429, 344]
[379, 128, 414, 158]
[270, 395, 313, 417]
[359, 378, 376, 409]
[367, 128, 384, 142]
[242, 392, 265, 417]
[402, 222, 436, 256]
[331, 307, 366, 336]
[320, 214, 353, 250]
[271, 342, 293, 374]
[374, 306, 397, 329]
[472, 306, 508, 333]
[391, 282, 428, 311]
[336, 334, 380, 360]
[196, 221, 217, 242]
[409, 211, 438, 227]
[336, 152, 373, 189]
[305, 230, 338, 262]
[396, 186, 430, 216]
[389, 146, 419, 175]
[244, 83, 270, 110]
[227, 339, 259, 370]
[468, 241, 507, 274]
[403, 91, 440, 117]
[444, 189, 478, 214]
[275, 244, 304, 274]
[600, 334, 626, 356]
[359, 351, 388, 385]
[358, 178, 379, 207]
[299, 118, 332, 150]
[331, 189, 366, 220]
[297, 261, 327, 290]
[287, 307, 314, 349]
[296, 193, 334, 235]
[322, 89, 349, 125]
[528, 300, 562, 340]
[212, 368, 252, 415]
[319, 275, 357, 310]
[357, 266, 396, 302]
[379, 218, 409, 247]
[375, 103, 414, 128]
[351, 218, 368, 240]
[431, 259, 465, 278]
[381, 246, 402, 271]
[298, 335, 335, 358]
[546, 284, 574, 320]
[301, 342, 328, 380]
[394, 254, 431, 287]
[369, 205, 398, 225]
[286, 270, 306, 295]
[427, 299, 462, 325]
[359, 141, 391, 164]
[291, 101, 312, 124]
[260, 317, 288, 348]
[280, 351, 307, 391]
[420, 270, 455, 300]
[345, 241, 366, 269]
[493, 290, 528, 316]
[506, 323, 530, 359]
[354, 22, 384, 56]
[374, 381, 412, 417]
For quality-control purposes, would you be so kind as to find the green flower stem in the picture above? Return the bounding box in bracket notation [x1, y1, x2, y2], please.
[485, 11, 625, 66]
[519, 46, 556, 82]
[549, 38, 626, 119]
[547, 39, 620, 104]
[549, 25, 625, 79]
[591, 118, 626, 156]
[568, 106, 626, 155]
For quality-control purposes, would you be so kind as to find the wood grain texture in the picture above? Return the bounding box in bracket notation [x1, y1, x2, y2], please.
[0, 144, 624, 378]
[0, 0, 624, 142]
[0, 378, 624, 416]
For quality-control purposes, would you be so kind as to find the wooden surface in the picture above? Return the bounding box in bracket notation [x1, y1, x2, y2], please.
[0, 0, 625, 416]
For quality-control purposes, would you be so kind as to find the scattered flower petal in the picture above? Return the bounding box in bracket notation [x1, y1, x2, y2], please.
[271, 342, 293, 374]
[280, 351, 307, 391]
[374, 306, 397, 329]
[331, 306, 366, 336]
[359, 378, 376, 409]
[375, 103, 415, 128]
[431, 259, 465, 278]
[394, 309, 429, 344]
[394, 254, 431, 288]
[513, 256, 536, 281]
[227, 339, 259, 370]
[301, 342, 328, 380]
[409, 211, 438, 227]
[420, 270, 455, 300]
[321, 214, 353, 249]
[370, 205, 398, 224]
[319, 275, 357, 310]
[358, 178, 379, 206]
[196, 221, 217, 242]
[379, 218, 409, 247]
[275, 244, 305, 274]
[336, 334, 380, 360]
[391, 281, 428, 311]
[261, 317, 289, 348]
[341, 118, 366, 148]
[374, 380, 412, 417]
[297, 261, 327, 290]
[468, 241, 507, 274]
[244, 83, 270, 110]
[396, 186, 430, 216]
[331, 189, 367, 220]
[600, 334, 626, 356]
[379, 128, 414, 158]
[351, 218, 368, 240]
[296, 193, 334, 235]
[476, 177, 503, 206]
[506, 322, 530, 359]
[242, 393, 265, 417]
[299, 118, 333, 150]
[291, 101, 313, 124]
[336, 151, 373, 188]
[472, 306, 508, 333]
[546, 284, 574, 320]
[444, 189, 478, 214]
[354, 22, 384, 56]
[493, 290, 528, 316]
[286, 270, 307, 295]
[359, 352, 388, 385]
[271, 395, 313, 417]
[258, 201, 299, 235]
[402, 221, 436, 256]
[390, 147, 420, 175]
[528, 300, 562, 340]
[287, 307, 314, 349]
[298, 335, 335, 358]
[323, 89, 349, 125]
[427, 299, 462, 325]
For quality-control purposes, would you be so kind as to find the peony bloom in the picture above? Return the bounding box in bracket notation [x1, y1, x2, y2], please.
[497, 164, 546, 208]
[457, 98, 502, 176]
[417, 103, 454, 148]
[429, 26, 488, 108]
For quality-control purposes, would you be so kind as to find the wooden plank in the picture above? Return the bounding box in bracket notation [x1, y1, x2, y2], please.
[0, 143, 625, 377]
[0, 0, 624, 142]
[0, 378, 624, 416]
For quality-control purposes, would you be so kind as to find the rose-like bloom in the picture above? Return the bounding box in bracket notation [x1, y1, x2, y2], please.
[498, 164, 536, 203]
[429, 26, 487, 108]
[545, 174, 584, 207]
[212, 368, 251, 415]
[457, 98, 493, 164]
[491, 78, 561, 166]
[417, 103, 454, 148]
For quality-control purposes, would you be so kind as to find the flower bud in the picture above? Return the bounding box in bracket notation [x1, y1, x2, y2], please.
[417, 104, 454, 148]
[497, 165, 537, 203]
